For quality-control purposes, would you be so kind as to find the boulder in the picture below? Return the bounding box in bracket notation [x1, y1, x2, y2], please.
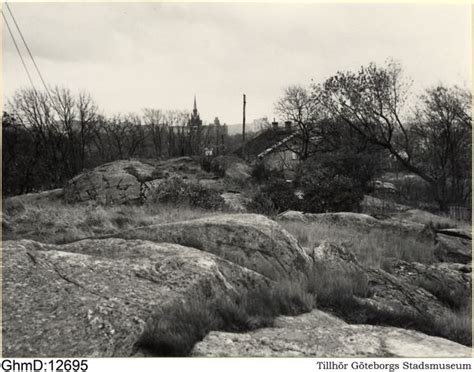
[110, 214, 311, 280]
[361, 195, 410, 213]
[278, 210, 308, 222]
[370, 180, 397, 193]
[2, 239, 269, 357]
[192, 309, 471, 357]
[64, 160, 157, 204]
[435, 231, 472, 264]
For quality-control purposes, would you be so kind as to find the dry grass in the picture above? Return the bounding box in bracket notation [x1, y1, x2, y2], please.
[393, 209, 470, 230]
[136, 280, 315, 356]
[279, 220, 437, 268]
[434, 305, 472, 346]
[3, 200, 224, 244]
[4, 197, 471, 349]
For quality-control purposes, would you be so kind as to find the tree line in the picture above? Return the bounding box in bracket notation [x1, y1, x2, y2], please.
[274, 60, 471, 211]
[3, 87, 228, 196]
[3, 60, 471, 211]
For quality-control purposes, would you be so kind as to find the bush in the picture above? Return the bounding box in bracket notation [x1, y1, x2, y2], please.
[149, 175, 224, 210]
[246, 190, 278, 216]
[247, 175, 302, 215]
[209, 155, 243, 178]
[297, 152, 377, 213]
[264, 179, 302, 213]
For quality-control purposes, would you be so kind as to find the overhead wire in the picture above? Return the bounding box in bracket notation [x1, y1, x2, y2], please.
[2, 9, 37, 91]
[5, 2, 53, 101]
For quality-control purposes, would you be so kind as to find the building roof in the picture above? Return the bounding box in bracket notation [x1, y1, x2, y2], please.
[234, 127, 296, 159]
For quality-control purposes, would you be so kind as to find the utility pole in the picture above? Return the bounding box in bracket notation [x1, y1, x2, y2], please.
[242, 94, 246, 159]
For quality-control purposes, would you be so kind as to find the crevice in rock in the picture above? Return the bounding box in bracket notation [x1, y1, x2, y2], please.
[51, 262, 111, 301]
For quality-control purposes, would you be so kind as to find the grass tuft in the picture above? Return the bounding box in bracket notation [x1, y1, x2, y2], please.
[280, 220, 437, 268]
[136, 280, 315, 356]
[3, 200, 225, 244]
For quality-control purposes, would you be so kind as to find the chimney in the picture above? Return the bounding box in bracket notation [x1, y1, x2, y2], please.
[285, 121, 292, 130]
[272, 121, 279, 129]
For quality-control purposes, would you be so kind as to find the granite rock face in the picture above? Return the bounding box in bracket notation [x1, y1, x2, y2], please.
[308, 242, 453, 324]
[2, 238, 269, 357]
[111, 214, 312, 280]
[192, 309, 471, 357]
[64, 160, 156, 204]
[278, 211, 426, 235]
[434, 229, 472, 264]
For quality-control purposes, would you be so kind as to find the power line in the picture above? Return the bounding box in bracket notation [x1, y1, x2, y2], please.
[2, 10, 37, 90]
[5, 2, 52, 99]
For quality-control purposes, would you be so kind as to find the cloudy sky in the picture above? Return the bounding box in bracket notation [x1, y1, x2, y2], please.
[2, 2, 472, 125]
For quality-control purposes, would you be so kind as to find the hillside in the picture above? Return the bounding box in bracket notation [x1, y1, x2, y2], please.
[2, 158, 472, 357]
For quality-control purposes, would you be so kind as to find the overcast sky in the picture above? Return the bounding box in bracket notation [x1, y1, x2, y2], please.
[2, 2, 472, 125]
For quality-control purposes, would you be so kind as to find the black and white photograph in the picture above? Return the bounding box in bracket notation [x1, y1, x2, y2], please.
[1, 1, 472, 361]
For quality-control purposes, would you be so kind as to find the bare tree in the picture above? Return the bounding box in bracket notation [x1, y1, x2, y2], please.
[77, 92, 98, 169]
[411, 85, 472, 207]
[319, 60, 471, 210]
[8, 88, 64, 186]
[274, 85, 323, 160]
[143, 108, 168, 158]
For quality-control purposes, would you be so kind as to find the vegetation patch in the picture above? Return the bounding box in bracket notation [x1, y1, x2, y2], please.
[136, 280, 315, 356]
[149, 176, 225, 210]
[304, 264, 471, 347]
[3, 200, 222, 244]
[279, 220, 436, 268]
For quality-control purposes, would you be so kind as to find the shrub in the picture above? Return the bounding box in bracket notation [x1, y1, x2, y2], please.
[246, 190, 278, 216]
[149, 175, 189, 204]
[209, 155, 243, 178]
[149, 175, 224, 210]
[262, 179, 302, 213]
[247, 175, 302, 215]
[297, 152, 377, 213]
[188, 184, 225, 210]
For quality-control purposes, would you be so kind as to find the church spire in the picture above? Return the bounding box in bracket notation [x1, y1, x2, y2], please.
[189, 94, 202, 128]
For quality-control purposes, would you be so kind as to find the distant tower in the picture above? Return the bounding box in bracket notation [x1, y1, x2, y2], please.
[189, 95, 203, 128]
[188, 95, 203, 155]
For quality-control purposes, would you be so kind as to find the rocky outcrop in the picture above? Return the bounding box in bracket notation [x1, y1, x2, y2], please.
[111, 214, 311, 280]
[361, 195, 410, 213]
[192, 309, 471, 357]
[434, 229, 472, 264]
[278, 210, 307, 222]
[2, 238, 269, 357]
[438, 228, 472, 240]
[388, 260, 471, 304]
[64, 160, 157, 204]
[152, 156, 215, 181]
[278, 211, 426, 235]
[63, 158, 224, 205]
[308, 242, 451, 325]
